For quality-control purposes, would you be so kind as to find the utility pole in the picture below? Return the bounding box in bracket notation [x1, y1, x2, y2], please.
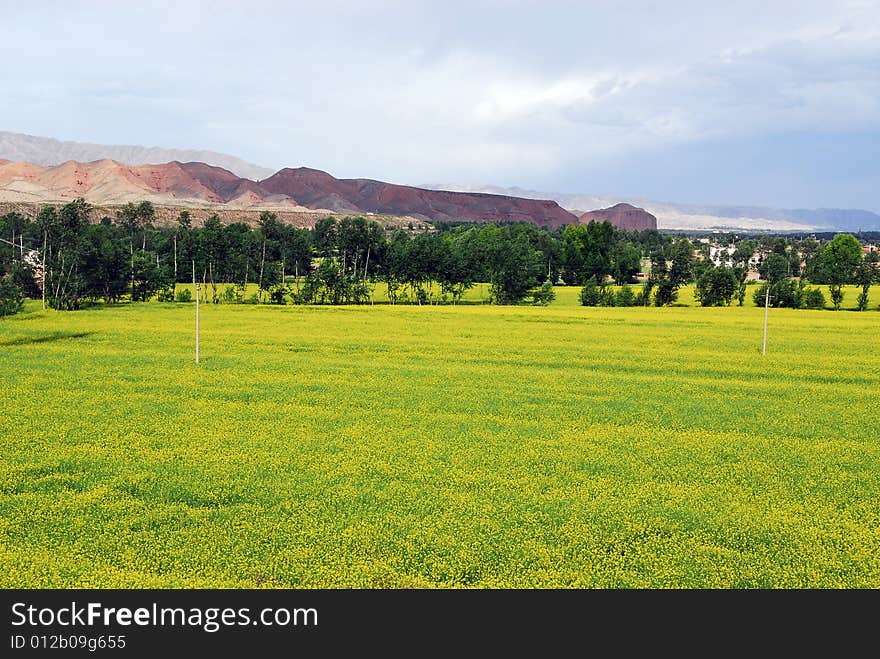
[195, 282, 201, 364]
[762, 285, 770, 356]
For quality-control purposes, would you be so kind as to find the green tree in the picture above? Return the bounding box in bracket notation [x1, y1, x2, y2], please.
[813, 234, 862, 310]
[759, 253, 790, 284]
[730, 240, 756, 306]
[257, 211, 280, 300]
[610, 240, 641, 285]
[35, 206, 59, 309]
[669, 239, 694, 288]
[752, 279, 809, 309]
[78, 223, 128, 303]
[615, 284, 635, 307]
[732, 240, 757, 268]
[172, 210, 193, 296]
[653, 278, 677, 306]
[487, 229, 542, 304]
[563, 221, 615, 284]
[131, 250, 171, 302]
[695, 265, 739, 306]
[313, 217, 338, 257]
[45, 199, 91, 310]
[199, 214, 223, 302]
[0, 273, 24, 317]
[579, 276, 600, 306]
[854, 251, 879, 311]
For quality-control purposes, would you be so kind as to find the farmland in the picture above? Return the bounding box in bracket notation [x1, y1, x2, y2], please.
[1, 289, 879, 587]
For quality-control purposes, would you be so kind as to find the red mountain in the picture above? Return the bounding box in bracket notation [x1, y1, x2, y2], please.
[579, 203, 657, 231]
[260, 167, 577, 227]
[0, 159, 299, 207]
[1, 159, 579, 227]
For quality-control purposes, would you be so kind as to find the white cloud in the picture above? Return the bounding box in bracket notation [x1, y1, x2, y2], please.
[0, 0, 878, 207]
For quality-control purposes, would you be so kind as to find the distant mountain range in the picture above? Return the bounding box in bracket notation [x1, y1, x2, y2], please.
[0, 131, 274, 181]
[422, 184, 880, 232]
[0, 159, 576, 228]
[1, 131, 877, 231]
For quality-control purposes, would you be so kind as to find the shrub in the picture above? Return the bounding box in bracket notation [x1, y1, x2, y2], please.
[222, 285, 243, 304]
[156, 286, 175, 302]
[0, 274, 25, 318]
[615, 285, 635, 307]
[580, 276, 600, 306]
[802, 287, 826, 310]
[269, 286, 287, 305]
[531, 279, 555, 306]
[753, 280, 811, 308]
[414, 286, 430, 305]
[633, 280, 654, 306]
[598, 285, 616, 307]
[654, 279, 678, 306]
[175, 288, 193, 302]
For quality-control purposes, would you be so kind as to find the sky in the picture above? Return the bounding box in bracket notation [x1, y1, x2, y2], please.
[1, 0, 878, 211]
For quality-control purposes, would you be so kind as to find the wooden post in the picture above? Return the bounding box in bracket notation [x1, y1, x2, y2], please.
[195, 282, 201, 364]
[762, 285, 769, 356]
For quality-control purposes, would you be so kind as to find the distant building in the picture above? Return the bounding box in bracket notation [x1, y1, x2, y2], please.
[709, 245, 735, 268]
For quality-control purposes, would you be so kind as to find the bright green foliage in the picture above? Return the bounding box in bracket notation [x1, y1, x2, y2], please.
[759, 253, 790, 284]
[615, 284, 635, 307]
[0, 274, 24, 317]
[695, 266, 739, 306]
[1, 298, 879, 587]
[812, 234, 863, 310]
[855, 252, 879, 312]
[530, 279, 555, 306]
[752, 280, 829, 310]
[802, 288, 826, 310]
[579, 276, 600, 306]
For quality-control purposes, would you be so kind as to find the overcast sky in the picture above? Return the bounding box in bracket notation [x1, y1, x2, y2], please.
[2, 1, 878, 210]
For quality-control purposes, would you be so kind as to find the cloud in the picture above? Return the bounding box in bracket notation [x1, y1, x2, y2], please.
[0, 1, 878, 208]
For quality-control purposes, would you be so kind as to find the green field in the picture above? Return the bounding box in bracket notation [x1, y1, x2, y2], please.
[1, 289, 879, 587]
[183, 280, 878, 309]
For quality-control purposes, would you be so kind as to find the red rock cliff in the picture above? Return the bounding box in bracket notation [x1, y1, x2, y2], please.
[579, 203, 657, 231]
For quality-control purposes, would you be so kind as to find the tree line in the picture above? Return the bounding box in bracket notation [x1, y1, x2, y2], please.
[579, 233, 878, 311]
[1, 199, 877, 315]
[0, 199, 652, 312]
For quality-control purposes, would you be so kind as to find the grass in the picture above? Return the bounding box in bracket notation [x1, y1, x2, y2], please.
[1, 287, 878, 587]
[182, 280, 878, 309]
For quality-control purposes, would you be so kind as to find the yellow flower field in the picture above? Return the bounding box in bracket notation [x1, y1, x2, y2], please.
[1, 289, 878, 587]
